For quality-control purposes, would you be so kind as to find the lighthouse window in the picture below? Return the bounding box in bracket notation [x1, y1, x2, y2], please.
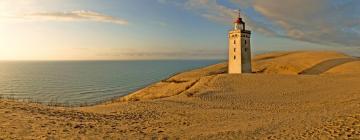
[245, 40, 247, 44]
[234, 40, 236, 44]
[234, 56, 236, 60]
[245, 48, 247, 52]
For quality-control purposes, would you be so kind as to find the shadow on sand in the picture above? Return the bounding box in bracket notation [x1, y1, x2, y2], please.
[299, 58, 360, 75]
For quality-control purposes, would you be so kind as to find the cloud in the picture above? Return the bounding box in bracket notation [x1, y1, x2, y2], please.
[185, 0, 235, 23]
[248, 0, 360, 46]
[157, 0, 168, 4]
[5, 10, 128, 25]
[182, 0, 278, 36]
[164, 0, 360, 47]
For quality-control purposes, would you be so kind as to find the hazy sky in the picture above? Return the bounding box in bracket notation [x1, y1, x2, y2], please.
[0, 0, 359, 60]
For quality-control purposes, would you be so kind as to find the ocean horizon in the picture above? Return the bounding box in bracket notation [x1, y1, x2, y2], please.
[0, 60, 221, 106]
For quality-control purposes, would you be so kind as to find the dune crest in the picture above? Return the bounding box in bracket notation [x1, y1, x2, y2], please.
[117, 51, 359, 102]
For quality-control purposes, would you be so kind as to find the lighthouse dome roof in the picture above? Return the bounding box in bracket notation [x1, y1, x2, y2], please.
[234, 18, 244, 24]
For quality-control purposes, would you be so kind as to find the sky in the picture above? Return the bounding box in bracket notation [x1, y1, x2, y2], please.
[0, 0, 359, 60]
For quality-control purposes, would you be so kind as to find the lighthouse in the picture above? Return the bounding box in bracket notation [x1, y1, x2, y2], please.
[228, 10, 252, 74]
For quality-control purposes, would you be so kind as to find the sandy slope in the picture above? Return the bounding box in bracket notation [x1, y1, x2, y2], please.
[117, 51, 358, 102]
[0, 51, 359, 139]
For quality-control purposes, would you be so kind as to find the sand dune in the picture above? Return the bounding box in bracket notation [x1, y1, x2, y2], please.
[1, 51, 359, 139]
[253, 51, 351, 74]
[324, 60, 360, 74]
[118, 51, 359, 102]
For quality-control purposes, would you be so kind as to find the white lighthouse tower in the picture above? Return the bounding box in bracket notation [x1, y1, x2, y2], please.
[228, 10, 252, 74]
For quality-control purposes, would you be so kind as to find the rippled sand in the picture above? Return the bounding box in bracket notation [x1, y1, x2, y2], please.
[1, 51, 359, 139]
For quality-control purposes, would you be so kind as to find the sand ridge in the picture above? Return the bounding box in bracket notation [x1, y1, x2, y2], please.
[117, 51, 359, 102]
[1, 51, 359, 139]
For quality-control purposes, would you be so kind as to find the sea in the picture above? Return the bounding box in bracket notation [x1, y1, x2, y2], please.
[0, 60, 221, 106]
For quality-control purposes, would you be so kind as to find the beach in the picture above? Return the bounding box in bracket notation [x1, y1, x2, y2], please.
[1, 51, 359, 139]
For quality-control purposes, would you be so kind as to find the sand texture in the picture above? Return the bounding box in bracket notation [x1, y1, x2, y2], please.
[1, 51, 360, 139]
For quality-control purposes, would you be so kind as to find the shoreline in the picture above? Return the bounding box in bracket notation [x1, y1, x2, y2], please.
[2, 50, 358, 107]
[1, 51, 360, 139]
[1, 50, 359, 107]
[0, 60, 224, 107]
